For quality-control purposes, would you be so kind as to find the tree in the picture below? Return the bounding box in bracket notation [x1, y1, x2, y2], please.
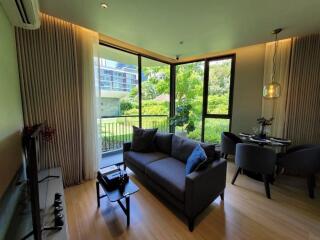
[119, 60, 231, 142]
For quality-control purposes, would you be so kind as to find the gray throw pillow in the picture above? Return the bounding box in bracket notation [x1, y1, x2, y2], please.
[131, 126, 158, 152]
[154, 133, 173, 155]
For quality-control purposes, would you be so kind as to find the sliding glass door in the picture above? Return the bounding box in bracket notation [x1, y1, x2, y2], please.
[97, 45, 139, 152]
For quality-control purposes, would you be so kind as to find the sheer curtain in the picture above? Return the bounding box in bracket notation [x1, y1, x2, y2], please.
[76, 26, 101, 180]
[261, 39, 292, 138]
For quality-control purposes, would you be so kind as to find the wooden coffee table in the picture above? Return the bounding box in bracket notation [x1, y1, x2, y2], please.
[96, 173, 139, 227]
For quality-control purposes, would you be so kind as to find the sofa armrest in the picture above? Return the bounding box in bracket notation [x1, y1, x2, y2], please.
[123, 142, 132, 152]
[185, 159, 227, 218]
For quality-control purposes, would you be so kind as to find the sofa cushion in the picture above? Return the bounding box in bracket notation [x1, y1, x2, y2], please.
[171, 135, 216, 163]
[185, 144, 208, 174]
[145, 157, 186, 202]
[124, 151, 168, 172]
[154, 133, 173, 155]
[131, 126, 158, 152]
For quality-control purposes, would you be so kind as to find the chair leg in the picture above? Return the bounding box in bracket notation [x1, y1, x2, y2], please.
[220, 191, 224, 201]
[188, 217, 194, 232]
[307, 175, 315, 199]
[263, 174, 271, 199]
[275, 165, 282, 175]
[231, 167, 241, 185]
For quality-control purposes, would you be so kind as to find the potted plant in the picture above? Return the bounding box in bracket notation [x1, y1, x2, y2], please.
[257, 117, 273, 139]
[170, 102, 195, 137]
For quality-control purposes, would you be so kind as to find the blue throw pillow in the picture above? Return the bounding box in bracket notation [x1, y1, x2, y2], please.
[185, 144, 207, 175]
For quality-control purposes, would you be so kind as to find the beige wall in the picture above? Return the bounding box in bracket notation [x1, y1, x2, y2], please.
[231, 44, 266, 134]
[0, 5, 24, 198]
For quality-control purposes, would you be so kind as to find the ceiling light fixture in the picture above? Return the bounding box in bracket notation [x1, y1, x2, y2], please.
[101, 2, 108, 9]
[263, 28, 282, 99]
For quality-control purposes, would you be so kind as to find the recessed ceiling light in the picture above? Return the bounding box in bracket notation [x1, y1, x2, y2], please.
[101, 2, 108, 9]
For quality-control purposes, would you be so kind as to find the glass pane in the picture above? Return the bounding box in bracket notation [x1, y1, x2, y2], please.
[97, 45, 139, 152]
[175, 62, 204, 140]
[204, 118, 230, 143]
[207, 58, 232, 114]
[141, 57, 170, 132]
[100, 116, 139, 152]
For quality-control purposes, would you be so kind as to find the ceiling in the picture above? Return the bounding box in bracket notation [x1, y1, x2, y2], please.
[39, 0, 320, 59]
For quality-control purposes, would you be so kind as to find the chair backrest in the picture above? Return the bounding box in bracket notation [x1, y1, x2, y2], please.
[221, 132, 242, 155]
[279, 145, 320, 175]
[286, 144, 318, 154]
[235, 143, 276, 175]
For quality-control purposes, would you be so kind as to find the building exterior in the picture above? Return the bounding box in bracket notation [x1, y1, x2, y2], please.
[97, 58, 138, 116]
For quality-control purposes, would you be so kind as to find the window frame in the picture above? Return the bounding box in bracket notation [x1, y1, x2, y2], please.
[98, 41, 235, 143]
[201, 54, 236, 142]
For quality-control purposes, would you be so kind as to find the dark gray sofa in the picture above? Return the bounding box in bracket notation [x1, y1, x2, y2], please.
[123, 133, 227, 231]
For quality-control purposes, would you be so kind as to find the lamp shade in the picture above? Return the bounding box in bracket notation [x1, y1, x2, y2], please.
[263, 82, 280, 98]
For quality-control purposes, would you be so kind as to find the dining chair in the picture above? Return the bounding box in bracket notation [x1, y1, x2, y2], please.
[232, 143, 277, 199]
[221, 132, 243, 159]
[277, 145, 320, 198]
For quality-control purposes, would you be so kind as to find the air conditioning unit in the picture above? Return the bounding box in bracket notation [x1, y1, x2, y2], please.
[0, 0, 40, 29]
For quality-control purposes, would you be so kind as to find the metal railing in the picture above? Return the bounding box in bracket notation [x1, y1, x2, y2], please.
[100, 115, 169, 152]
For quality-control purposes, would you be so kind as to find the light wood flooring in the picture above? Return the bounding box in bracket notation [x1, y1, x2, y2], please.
[65, 162, 320, 240]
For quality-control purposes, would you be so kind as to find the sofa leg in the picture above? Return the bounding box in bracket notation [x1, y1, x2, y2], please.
[263, 174, 271, 199]
[188, 218, 194, 232]
[220, 191, 224, 201]
[231, 167, 241, 185]
[307, 175, 315, 199]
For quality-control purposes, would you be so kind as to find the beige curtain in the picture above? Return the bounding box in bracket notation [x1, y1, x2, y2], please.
[284, 34, 320, 145]
[262, 39, 292, 137]
[15, 14, 100, 185]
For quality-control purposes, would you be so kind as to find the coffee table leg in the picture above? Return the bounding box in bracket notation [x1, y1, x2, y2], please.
[126, 196, 130, 227]
[96, 181, 100, 208]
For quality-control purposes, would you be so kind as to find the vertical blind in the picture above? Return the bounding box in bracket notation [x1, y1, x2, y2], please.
[284, 34, 320, 144]
[15, 14, 83, 186]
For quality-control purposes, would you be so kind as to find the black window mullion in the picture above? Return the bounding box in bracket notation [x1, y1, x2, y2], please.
[201, 60, 209, 142]
[138, 55, 142, 128]
[169, 64, 176, 133]
[228, 55, 236, 120]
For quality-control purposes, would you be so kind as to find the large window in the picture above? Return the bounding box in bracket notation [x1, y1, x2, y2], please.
[97, 42, 235, 154]
[97, 45, 139, 152]
[203, 55, 235, 143]
[175, 62, 204, 141]
[173, 56, 234, 143]
[141, 58, 170, 133]
[207, 59, 232, 114]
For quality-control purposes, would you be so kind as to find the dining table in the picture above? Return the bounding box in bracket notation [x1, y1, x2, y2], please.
[239, 133, 292, 148]
[237, 133, 292, 182]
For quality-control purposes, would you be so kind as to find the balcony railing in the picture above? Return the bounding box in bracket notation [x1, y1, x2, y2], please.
[100, 115, 169, 152]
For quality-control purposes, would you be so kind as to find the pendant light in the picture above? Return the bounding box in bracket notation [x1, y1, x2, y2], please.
[263, 28, 282, 99]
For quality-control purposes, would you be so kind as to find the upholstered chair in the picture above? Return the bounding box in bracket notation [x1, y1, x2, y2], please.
[221, 132, 243, 159]
[277, 145, 320, 198]
[232, 143, 277, 199]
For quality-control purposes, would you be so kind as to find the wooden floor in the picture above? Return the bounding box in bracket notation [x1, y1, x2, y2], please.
[65, 162, 320, 240]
